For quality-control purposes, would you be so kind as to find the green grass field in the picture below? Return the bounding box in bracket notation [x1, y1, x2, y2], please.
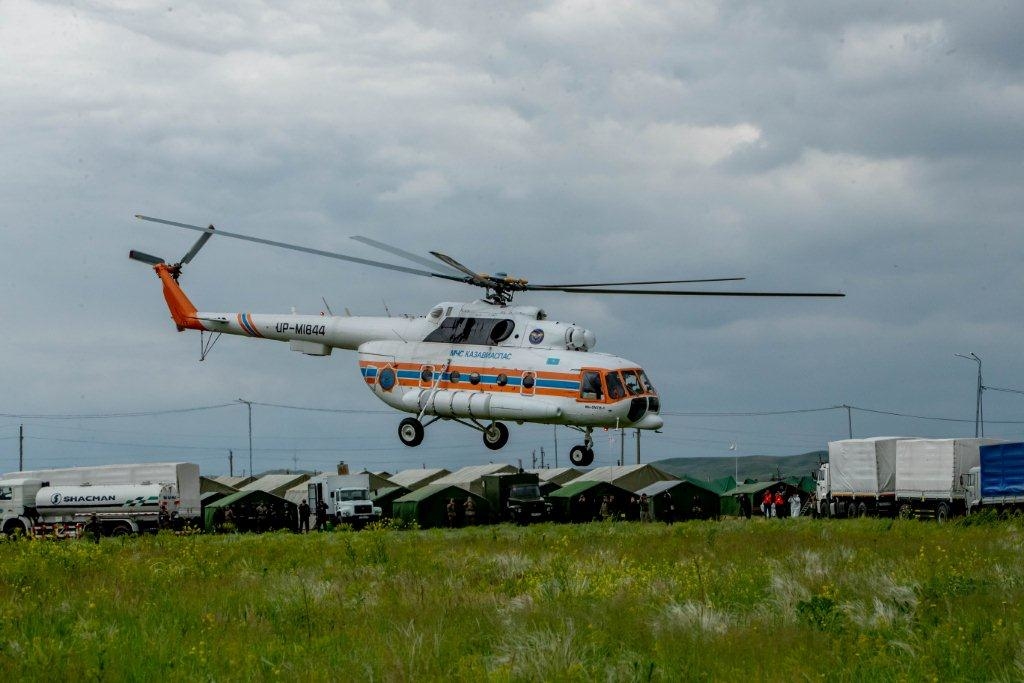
[1, 517, 1021, 681]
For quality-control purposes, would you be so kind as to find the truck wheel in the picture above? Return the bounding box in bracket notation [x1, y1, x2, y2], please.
[857, 502, 868, 517]
[3, 520, 27, 537]
[398, 418, 424, 447]
[110, 523, 132, 537]
[935, 502, 950, 524]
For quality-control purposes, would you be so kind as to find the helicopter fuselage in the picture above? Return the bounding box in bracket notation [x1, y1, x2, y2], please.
[154, 264, 662, 432]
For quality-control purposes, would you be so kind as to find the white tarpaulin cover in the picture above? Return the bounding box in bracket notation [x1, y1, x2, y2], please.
[896, 438, 1003, 498]
[827, 437, 909, 495]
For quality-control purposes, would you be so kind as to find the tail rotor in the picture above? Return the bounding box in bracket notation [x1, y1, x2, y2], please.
[129, 222, 216, 280]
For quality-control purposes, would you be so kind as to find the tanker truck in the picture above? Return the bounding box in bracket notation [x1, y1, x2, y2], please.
[0, 478, 180, 537]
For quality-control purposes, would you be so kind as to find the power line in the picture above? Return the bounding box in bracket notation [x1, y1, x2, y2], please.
[662, 406, 840, 417]
[244, 401, 390, 414]
[986, 386, 1024, 397]
[0, 403, 239, 420]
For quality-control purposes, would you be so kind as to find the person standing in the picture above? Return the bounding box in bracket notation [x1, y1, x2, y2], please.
[315, 499, 328, 531]
[662, 492, 676, 524]
[298, 499, 311, 533]
[639, 493, 651, 522]
[788, 491, 802, 518]
[463, 497, 476, 526]
[761, 490, 772, 518]
[446, 498, 458, 528]
[772, 489, 785, 519]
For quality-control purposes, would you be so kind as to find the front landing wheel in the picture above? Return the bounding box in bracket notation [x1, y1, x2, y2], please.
[398, 418, 425, 447]
[483, 422, 509, 451]
[569, 445, 594, 467]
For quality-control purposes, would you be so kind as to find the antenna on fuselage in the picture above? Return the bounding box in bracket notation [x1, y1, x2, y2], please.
[321, 297, 334, 316]
[382, 299, 391, 317]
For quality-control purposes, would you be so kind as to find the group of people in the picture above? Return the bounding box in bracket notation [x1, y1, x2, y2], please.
[295, 498, 331, 532]
[572, 491, 708, 523]
[752, 488, 803, 519]
[445, 497, 477, 527]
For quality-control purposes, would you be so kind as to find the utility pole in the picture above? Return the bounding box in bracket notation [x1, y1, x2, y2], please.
[619, 428, 625, 466]
[553, 426, 558, 468]
[635, 428, 641, 464]
[531, 450, 536, 469]
[237, 399, 254, 477]
[228, 450, 234, 477]
[540, 447, 545, 469]
[19, 424, 24, 471]
[842, 404, 853, 439]
[955, 353, 984, 437]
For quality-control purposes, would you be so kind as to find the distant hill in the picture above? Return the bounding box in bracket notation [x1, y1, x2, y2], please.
[653, 451, 826, 485]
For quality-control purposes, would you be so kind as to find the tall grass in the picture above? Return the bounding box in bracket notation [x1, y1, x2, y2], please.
[1, 518, 1022, 680]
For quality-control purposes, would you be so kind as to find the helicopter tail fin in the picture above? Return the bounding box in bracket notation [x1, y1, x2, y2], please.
[152, 263, 204, 331]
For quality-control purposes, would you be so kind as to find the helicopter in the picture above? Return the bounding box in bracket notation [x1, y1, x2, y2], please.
[129, 215, 843, 467]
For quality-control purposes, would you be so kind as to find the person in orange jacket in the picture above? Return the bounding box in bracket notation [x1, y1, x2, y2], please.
[761, 490, 772, 518]
[773, 489, 785, 518]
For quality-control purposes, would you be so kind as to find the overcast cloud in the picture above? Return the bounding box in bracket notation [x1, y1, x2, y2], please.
[1, 1, 1022, 475]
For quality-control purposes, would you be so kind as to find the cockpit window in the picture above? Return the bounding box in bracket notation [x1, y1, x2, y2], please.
[638, 369, 656, 395]
[580, 371, 603, 401]
[605, 372, 626, 400]
[621, 370, 643, 396]
[0, 486, 11, 501]
[423, 317, 516, 346]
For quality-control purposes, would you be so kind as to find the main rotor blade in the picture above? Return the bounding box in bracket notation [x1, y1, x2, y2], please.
[128, 250, 165, 265]
[531, 277, 746, 288]
[429, 251, 489, 285]
[537, 286, 845, 297]
[351, 235, 464, 276]
[135, 215, 465, 283]
[180, 225, 215, 265]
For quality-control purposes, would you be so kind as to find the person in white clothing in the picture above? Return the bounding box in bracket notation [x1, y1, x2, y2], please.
[788, 492, 802, 518]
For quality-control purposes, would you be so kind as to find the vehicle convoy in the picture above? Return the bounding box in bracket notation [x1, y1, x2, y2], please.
[307, 476, 382, 528]
[816, 437, 909, 517]
[895, 438, 1003, 521]
[482, 472, 551, 524]
[0, 479, 179, 537]
[965, 442, 1024, 514]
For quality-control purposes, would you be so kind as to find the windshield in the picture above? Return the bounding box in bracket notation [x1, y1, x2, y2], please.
[605, 372, 626, 400]
[510, 485, 541, 498]
[336, 489, 369, 501]
[638, 369, 657, 395]
[580, 371, 603, 400]
[0, 486, 11, 501]
[621, 369, 643, 396]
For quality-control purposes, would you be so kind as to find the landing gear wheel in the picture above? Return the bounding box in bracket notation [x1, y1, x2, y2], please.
[398, 418, 425, 447]
[482, 422, 509, 451]
[569, 445, 594, 467]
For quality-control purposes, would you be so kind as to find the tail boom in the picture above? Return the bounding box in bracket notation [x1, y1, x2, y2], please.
[154, 264, 204, 332]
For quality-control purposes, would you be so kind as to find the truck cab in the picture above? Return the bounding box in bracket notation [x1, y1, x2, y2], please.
[0, 478, 44, 536]
[482, 472, 551, 525]
[964, 466, 982, 514]
[814, 463, 831, 517]
[331, 487, 382, 528]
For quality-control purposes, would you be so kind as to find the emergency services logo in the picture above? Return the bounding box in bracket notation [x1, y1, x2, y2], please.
[50, 492, 62, 505]
[529, 328, 544, 345]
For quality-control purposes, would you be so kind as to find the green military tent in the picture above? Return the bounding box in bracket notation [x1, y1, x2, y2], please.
[392, 484, 490, 528]
[547, 480, 634, 522]
[636, 477, 724, 522]
[204, 489, 297, 533]
[372, 485, 410, 519]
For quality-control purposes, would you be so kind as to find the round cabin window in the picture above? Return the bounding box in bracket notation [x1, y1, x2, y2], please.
[449, 371, 461, 384]
[420, 367, 433, 382]
[378, 367, 396, 391]
[469, 372, 481, 385]
[522, 372, 536, 389]
[496, 373, 508, 387]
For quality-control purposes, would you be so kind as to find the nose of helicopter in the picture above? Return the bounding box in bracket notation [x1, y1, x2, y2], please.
[632, 413, 664, 430]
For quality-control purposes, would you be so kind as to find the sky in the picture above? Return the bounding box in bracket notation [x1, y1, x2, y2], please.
[1, 1, 1023, 477]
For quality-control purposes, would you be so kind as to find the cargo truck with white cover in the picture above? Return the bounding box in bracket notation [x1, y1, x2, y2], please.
[0, 479, 179, 537]
[895, 438, 1003, 521]
[964, 442, 1024, 514]
[817, 437, 909, 517]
